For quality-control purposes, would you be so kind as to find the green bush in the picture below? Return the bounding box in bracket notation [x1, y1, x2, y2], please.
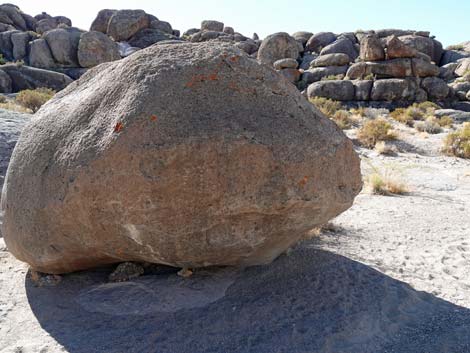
[357, 118, 396, 148]
[309, 97, 342, 118]
[15, 87, 55, 113]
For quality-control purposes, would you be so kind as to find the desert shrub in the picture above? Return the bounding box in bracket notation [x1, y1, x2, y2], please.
[446, 44, 465, 51]
[364, 73, 375, 80]
[390, 108, 414, 126]
[357, 118, 396, 148]
[309, 97, 342, 118]
[438, 115, 453, 128]
[390, 102, 440, 126]
[414, 101, 440, 111]
[0, 54, 5, 65]
[443, 122, 470, 158]
[331, 110, 353, 129]
[321, 74, 345, 81]
[366, 173, 408, 195]
[15, 88, 55, 113]
[375, 141, 397, 155]
[415, 117, 443, 134]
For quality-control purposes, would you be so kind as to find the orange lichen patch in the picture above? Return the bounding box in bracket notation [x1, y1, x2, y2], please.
[228, 81, 241, 91]
[229, 55, 240, 63]
[150, 115, 158, 121]
[114, 122, 124, 133]
[185, 73, 219, 88]
[208, 73, 218, 81]
[298, 176, 308, 187]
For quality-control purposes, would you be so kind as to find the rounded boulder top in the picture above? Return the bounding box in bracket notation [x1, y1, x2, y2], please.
[1, 41, 362, 274]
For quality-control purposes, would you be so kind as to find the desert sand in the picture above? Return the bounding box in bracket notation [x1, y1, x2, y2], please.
[1, 111, 469, 353]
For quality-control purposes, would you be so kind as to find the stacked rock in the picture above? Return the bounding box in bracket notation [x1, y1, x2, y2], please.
[186, 20, 260, 55]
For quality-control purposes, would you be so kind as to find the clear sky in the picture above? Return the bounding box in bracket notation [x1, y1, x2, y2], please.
[12, 0, 470, 46]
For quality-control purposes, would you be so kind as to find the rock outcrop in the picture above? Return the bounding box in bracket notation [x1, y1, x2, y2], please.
[1, 41, 361, 274]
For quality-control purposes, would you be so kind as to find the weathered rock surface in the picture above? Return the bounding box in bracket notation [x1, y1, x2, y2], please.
[107, 9, 150, 42]
[302, 66, 349, 84]
[28, 39, 56, 68]
[257, 32, 299, 66]
[90, 9, 117, 33]
[370, 78, 418, 101]
[0, 64, 73, 91]
[310, 53, 350, 67]
[320, 37, 358, 61]
[1, 42, 361, 274]
[44, 27, 83, 66]
[360, 34, 385, 61]
[77, 31, 121, 68]
[305, 32, 337, 53]
[128, 28, 177, 49]
[307, 80, 355, 101]
[421, 77, 449, 100]
[386, 35, 418, 59]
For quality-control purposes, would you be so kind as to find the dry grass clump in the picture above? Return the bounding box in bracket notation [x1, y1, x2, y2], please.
[0, 101, 30, 113]
[357, 118, 397, 148]
[331, 110, 354, 129]
[415, 117, 443, 134]
[321, 74, 345, 81]
[390, 102, 440, 126]
[366, 172, 409, 195]
[16, 87, 55, 113]
[443, 123, 470, 158]
[438, 115, 453, 128]
[309, 97, 342, 118]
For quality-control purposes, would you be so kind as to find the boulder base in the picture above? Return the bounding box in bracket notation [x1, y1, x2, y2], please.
[2, 42, 361, 274]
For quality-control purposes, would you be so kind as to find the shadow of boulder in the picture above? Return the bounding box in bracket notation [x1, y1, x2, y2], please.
[26, 244, 470, 353]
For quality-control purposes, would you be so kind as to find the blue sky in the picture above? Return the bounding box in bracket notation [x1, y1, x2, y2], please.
[14, 0, 469, 46]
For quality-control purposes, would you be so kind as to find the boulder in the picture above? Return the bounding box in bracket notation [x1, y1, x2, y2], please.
[223, 26, 234, 35]
[292, 31, 313, 46]
[128, 28, 177, 49]
[201, 20, 224, 32]
[439, 63, 458, 81]
[375, 29, 415, 38]
[386, 35, 418, 59]
[36, 18, 58, 34]
[273, 58, 298, 70]
[307, 80, 355, 101]
[257, 32, 299, 66]
[1, 42, 361, 274]
[78, 31, 121, 68]
[0, 109, 30, 189]
[360, 34, 385, 61]
[435, 109, 470, 122]
[0, 30, 15, 60]
[28, 39, 56, 69]
[44, 27, 83, 66]
[370, 78, 417, 101]
[0, 64, 73, 92]
[421, 77, 450, 100]
[54, 15, 72, 27]
[235, 41, 258, 55]
[440, 50, 470, 66]
[346, 59, 412, 79]
[353, 80, 373, 101]
[0, 4, 27, 31]
[411, 58, 439, 77]
[149, 20, 173, 35]
[0, 70, 12, 93]
[11, 31, 29, 60]
[90, 9, 117, 33]
[107, 9, 150, 42]
[21, 13, 36, 31]
[279, 68, 301, 83]
[302, 66, 349, 84]
[320, 38, 358, 61]
[299, 53, 316, 70]
[455, 58, 470, 77]
[399, 35, 442, 64]
[305, 32, 337, 53]
[310, 53, 350, 67]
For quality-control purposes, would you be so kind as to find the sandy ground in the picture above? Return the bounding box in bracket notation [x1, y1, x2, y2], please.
[0, 110, 470, 353]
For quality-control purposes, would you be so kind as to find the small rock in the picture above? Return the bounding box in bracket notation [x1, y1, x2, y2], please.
[108, 262, 145, 282]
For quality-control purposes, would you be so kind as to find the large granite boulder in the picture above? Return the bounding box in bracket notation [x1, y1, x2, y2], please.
[310, 53, 350, 67]
[128, 28, 177, 48]
[370, 78, 418, 101]
[301, 66, 349, 84]
[28, 39, 56, 68]
[78, 31, 121, 68]
[399, 35, 443, 64]
[320, 37, 359, 61]
[386, 35, 418, 59]
[257, 32, 300, 66]
[421, 77, 450, 100]
[2, 42, 361, 274]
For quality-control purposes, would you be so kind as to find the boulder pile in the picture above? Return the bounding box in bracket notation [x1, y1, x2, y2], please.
[1, 41, 362, 274]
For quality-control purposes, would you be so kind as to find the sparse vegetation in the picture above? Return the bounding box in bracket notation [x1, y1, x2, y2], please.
[366, 172, 408, 195]
[0, 54, 5, 65]
[364, 73, 375, 80]
[309, 97, 342, 118]
[415, 117, 443, 134]
[446, 44, 465, 51]
[357, 118, 397, 148]
[321, 74, 345, 81]
[331, 110, 353, 129]
[375, 141, 397, 155]
[438, 115, 453, 128]
[390, 102, 442, 129]
[15, 88, 55, 113]
[443, 122, 470, 158]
